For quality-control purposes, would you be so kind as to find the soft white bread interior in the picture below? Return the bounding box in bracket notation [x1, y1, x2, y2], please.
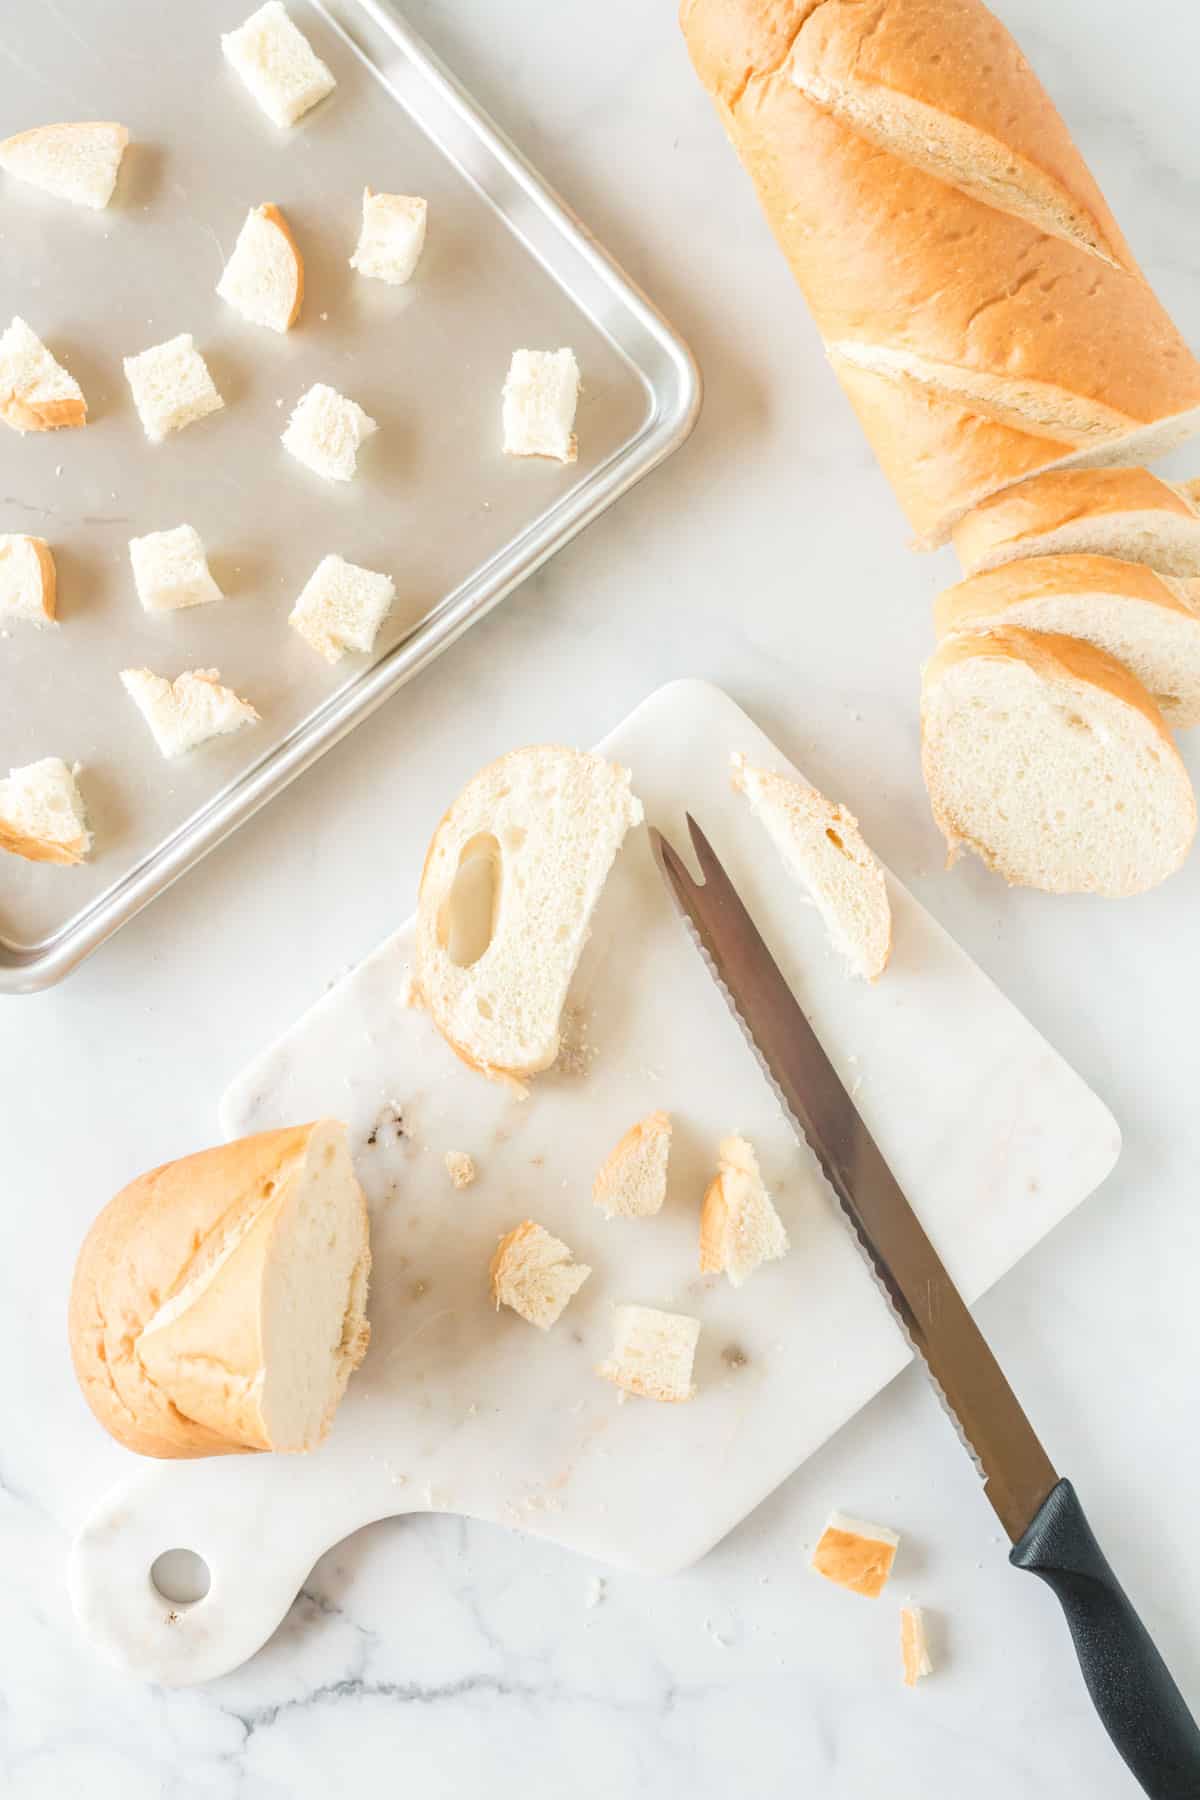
[288, 553, 395, 662]
[282, 382, 377, 483]
[921, 627, 1196, 895]
[121, 666, 259, 759]
[128, 524, 223, 613]
[489, 1220, 590, 1329]
[502, 349, 580, 463]
[699, 1133, 789, 1286]
[732, 752, 891, 980]
[0, 316, 86, 432]
[350, 189, 427, 285]
[415, 746, 643, 1083]
[592, 1111, 672, 1220]
[935, 554, 1200, 728]
[444, 1151, 476, 1190]
[0, 757, 90, 864]
[0, 534, 56, 625]
[597, 1304, 700, 1403]
[901, 1605, 933, 1686]
[221, 2, 336, 128]
[69, 1121, 370, 1458]
[217, 203, 304, 332]
[680, 0, 1200, 545]
[952, 468, 1200, 578]
[0, 121, 128, 210]
[123, 334, 223, 442]
[810, 1511, 900, 1599]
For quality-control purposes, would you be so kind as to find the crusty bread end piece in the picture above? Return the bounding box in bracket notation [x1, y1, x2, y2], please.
[934, 554, 1200, 728]
[901, 1605, 933, 1687]
[0, 316, 86, 432]
[922, 627, 1196, 895]
[0, 757, 90, 864]
[592, 1111, 671, 1219]
[503, 349, 579, 463]
[288, 554, 395, 661]
[350, 189, 427, 285]
[0, 121, 128, 210]
[597, 1304, 700, 1403]
[221, 2, 336, 128]
[810, 1511, 900, 1599]
[0, 534, 56, 625]
[489, 1220, 590, 1329]
[121, 667, 259, 759]
[123, 334, 223, 443]
[952, 468, 1200, 579]
[700, 1133, 789, 1287]
[217, 203, 304, 333]
[415, 746, 642, 1083]
[732, 752, 891, 980]
[69, 1120, 370, 1458]
[128, 524, 223, 613]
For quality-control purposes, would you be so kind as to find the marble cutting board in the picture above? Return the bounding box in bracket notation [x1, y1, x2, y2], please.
[69, 679, 1121, 1686]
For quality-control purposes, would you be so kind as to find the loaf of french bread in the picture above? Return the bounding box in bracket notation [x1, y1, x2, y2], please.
[681, 0, 1200, 545]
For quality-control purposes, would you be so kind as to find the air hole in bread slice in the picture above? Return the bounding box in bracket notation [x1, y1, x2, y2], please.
[438, 833, 502, 968]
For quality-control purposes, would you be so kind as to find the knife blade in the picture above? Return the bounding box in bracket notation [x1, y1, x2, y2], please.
[651, 814, 1200, 1797]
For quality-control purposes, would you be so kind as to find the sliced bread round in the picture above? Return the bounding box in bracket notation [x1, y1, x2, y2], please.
[921, 628, 1196, 895]
[934, 554, 1200, 727]
[415, 746, 643, 1083]
[952, 468, 1200, 578]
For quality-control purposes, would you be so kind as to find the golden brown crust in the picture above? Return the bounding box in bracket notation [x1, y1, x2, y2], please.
[680, 0, 1200, 543]
[952, 468, 1198, 572]
[811, 1520, 898, 1597]
[1, 393, 86, 432]
[934, 554, 1198, 641]
[68, 1126, 316, 1459]
[260, 202, 304, 328]
[0, 822, 85, 865]
[488, 1219, 536, 1306]
[698, 1171, 730, 1275]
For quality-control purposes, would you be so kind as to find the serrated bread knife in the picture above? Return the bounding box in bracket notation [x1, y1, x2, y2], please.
[651, 816, 1200, 1799]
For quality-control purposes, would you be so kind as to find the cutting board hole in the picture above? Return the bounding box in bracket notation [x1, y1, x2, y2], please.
[151, 1548, 211, 1606]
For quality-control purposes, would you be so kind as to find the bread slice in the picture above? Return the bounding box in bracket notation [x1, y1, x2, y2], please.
[489, 1220, 590, 1329]
[0, 316, 86, 432]
[69, 1120, 370, 1458]
[502, 349, 580, 462]
[0, 757, 90, 864]
[349, 189, 427, 285]
[121, 667, 259, 759]
[0, 121, 128, 210]
[217, 203, 304, 332]
[592, 1112, 671, 1219]
[128, 524, 223, 613]
[731, 752, 891, 980]
[699, 1134, 789, 1286]
[900, 1605, 933, 1687]
[0, 534, 56, 626]
[415, 746, 643, 1083]
[952, 468, 1200, 578]
[282, 383, 377, 483]
[221, 2, 336, 128]
[935, 554, 1200, 728]
[597, 1304, 700, 1403]
[810, 1511, 900, 1599]
[123, 334, 223, 442]
[288, 553, 395, 662]
[921, 628, 1196, 895]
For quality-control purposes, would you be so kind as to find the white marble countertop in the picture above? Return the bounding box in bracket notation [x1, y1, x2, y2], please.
[4, 1, 1200, 1793]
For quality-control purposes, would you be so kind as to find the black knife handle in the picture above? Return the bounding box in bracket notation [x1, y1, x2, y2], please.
[1011, 1480, 1200, 1795]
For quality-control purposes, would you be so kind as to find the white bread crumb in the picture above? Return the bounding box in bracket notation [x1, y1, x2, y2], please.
[282, 383, 376, 482]
[901, 1605, 933, 1686]
[221, 2, 335, 128]
[502, 349, 579, 462]
[350, 189, 427, 285]
[120, 667, 259, 759]
[444, 1151, 475, 1190]
[288, 553, 394, 661]
[128, 525, 222, 613]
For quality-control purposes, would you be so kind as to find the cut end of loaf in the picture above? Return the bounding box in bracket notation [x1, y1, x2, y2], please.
[921, 627, 1196, 895]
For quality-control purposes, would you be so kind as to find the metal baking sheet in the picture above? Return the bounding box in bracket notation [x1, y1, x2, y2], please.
[0, 0, 699, 991]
